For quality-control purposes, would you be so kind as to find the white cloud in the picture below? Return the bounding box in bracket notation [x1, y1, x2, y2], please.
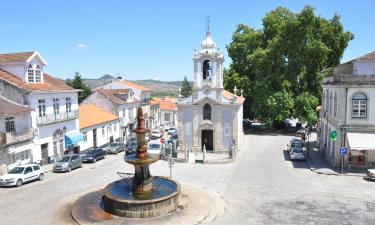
[152, 76, 160, 80]
[76, 43, 87, 48]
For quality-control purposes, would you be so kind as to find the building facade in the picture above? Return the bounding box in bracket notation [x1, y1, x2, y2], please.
[0, 52, 81, 166]
[82, 88, 139, 141]
[152, 98, 178, 128]
[0, 96, 35, 174]
[79, 105, 120, 151]
[177, 30, 244, 152]
[319, 51, 375, 168]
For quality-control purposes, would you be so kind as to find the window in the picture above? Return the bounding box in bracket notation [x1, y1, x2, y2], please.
[352, 93, 367, 118]
[334, 92, 338, 117]
[35, 65, 41, 82]
[83, 132, 87, 143]
[164, 113, 171, 122]
[203, 103, 211, 120]
[108, 124, 112, 134]
[38, 99, 46, 117]
[329, 92, 332, 113]
[129, 108, 133, 120]
[123, 109, 126, 118]
[53, 98, 59, 115]
[32, 165, 40, 171]
[114, 123, 117, 131]
[24, 167, 32, 174]
[5, 117, 15, 132]
[102, 126, 105, 136]
[65, 97, 72, 113]
[27, 64, 34, 82]
[203, 60, 212, 80]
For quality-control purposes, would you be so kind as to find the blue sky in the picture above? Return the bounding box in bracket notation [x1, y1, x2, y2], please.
[1, 0, 374, 81]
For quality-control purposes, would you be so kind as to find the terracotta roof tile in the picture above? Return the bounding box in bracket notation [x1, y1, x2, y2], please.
[356, 51, 375, 61]
[151, 99, 177, 111]
[79, 105, 119, 129]
[0, 95, 32, 115]
[0, 68, 75, 92]
[97, 89, 138, 105]
[222, 90, 245, 103]
[0, 52, 34, 63]
[118, 80, 152, 92]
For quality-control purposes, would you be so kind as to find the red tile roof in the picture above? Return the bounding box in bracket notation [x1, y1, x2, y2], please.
[356, 51, 375, 61]
[79, 105, 119, 129]
[97, 89, 138, 105]
[0, 68, 74, 92]
[151, 99, 177, 111]
[118, 80, 152, 92]
[0, 52, 35, 63]
[0, 95, 32, 115]
[223, 90, 245, 103]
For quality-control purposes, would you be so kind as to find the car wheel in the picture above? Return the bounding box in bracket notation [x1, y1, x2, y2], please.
[103, 154, 107, 159]
[93, 158, 97, 163]
[68, 166, 72, 172]
[39, 173, 44, 181]
[79, 163, 82, 168]
[16, 179, 23, 187]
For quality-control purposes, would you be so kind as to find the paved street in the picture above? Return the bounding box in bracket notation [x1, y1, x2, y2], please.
[1, 134, 375, 225]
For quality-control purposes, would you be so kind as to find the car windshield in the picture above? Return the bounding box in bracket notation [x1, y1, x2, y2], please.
[110, 143, 120, 147]
[293, 149, 304, 154]
[57, 156, 71, 162]
[149, 143, 161, 149]
[291, 142, 301, 148]
[8, 167, 25, 174]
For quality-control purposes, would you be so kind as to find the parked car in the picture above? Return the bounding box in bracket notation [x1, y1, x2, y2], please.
[367, 169, 375, 180]
[81, 148, 106, 163]
[53, 154, 82, 172]
[287, 139, 303, 152]
[126, 140, 138, 155]
[0, 164, 44, 187]
[106, 142, 126, 154]
[167, 127, 177, 135]
[147, 140, 163, 155]
[151, 129, 162, 140]
[290, 148, 306, 161]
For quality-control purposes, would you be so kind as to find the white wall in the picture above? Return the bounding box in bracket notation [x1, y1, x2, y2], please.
[354, 61, 375, 75]
[80, 120, 120, 151]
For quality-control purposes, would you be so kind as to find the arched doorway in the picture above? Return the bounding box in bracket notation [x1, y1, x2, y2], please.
[201, 129, 213, 151]
[53, 129, 64, 159]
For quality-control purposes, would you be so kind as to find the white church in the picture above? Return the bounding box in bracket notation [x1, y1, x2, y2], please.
[177, 29, 245, 152]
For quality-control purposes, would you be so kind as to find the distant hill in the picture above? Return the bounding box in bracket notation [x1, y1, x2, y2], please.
[81, 75, 192, 98]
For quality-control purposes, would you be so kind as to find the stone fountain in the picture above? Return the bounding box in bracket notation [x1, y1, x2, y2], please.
[72, 108, 180, 223]
[101, 107, 180, 217]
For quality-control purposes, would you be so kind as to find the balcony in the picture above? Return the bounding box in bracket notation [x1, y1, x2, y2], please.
[36, 110, 79, 125]
[323, 74, 375, 85]
[0, 128, 34, 146]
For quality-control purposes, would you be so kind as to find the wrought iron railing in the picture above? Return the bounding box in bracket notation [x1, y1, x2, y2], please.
[36, 110, 79, 125]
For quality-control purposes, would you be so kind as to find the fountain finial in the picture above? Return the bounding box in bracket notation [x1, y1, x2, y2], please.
[134, 107, 150, 160]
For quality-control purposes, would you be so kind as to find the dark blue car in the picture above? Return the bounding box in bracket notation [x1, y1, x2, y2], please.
[81, 148, 107, 163]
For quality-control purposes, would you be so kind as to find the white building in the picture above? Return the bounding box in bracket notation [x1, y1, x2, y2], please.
[320, 51, 375, 168]
[152, 98, 177, 128]
[0, 52, 81, 165]
[79, 105, 120, 151]
[82, 88, 139, 140]
[177, 30, 245, 152]
[0, 96, 35, 174]
[96, 79, 156, 128]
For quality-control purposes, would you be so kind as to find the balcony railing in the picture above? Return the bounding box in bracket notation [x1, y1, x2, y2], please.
[36, 110, 79, 125]
[0, 128, 34, 146]
[323, 74, 375, 85]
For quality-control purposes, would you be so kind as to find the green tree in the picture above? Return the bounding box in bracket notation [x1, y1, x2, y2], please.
[66, 72, 92, 103]
[180, 76, 192, 97]
[224, 6, 353, 126]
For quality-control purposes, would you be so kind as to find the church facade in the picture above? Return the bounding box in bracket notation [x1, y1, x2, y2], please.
[177, 30, 244, 152]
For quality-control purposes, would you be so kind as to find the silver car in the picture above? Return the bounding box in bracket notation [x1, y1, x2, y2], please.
[106, 142, 126, 154]
[53, 154, 82, 172]
[290, 148, 305, 161]
[367, 169, 375, 180]
[287, 139, 302, 152]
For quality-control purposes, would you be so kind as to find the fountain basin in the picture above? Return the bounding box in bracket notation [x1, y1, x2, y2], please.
[102, 176, 180, 218]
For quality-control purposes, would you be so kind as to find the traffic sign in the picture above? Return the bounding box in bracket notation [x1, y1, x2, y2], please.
[330, 130, 337, 141]
[340, 147, 348, 155]
[160, 138, 165, 144]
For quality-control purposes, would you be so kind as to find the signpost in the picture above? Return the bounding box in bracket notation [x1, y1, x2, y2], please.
[340, 147, 348, 174]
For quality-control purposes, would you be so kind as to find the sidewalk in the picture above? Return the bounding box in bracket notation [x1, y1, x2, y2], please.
[306, 136, 366, 177]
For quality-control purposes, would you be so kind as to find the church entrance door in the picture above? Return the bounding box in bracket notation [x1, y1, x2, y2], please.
[201, 129, 213, 151]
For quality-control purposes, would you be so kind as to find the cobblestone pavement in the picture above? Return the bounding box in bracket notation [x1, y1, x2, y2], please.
[0, 134, 375, 225]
